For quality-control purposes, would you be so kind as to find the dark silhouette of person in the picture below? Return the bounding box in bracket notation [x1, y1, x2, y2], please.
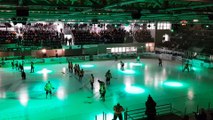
[30, 62, 34, 73]
[98, 80, 106, 101]
[145, 95, 156, 120]
[105, 70, 112, 85]
[194, 108, 207, 120]
[113, 103, 124, 120]
[158, 58, 162, 67]
[182, 115, 189, 120]
[90, 74, 94, 89]
[210, 112, 213, 120]
[21, 71, 26, 80]
[183, 62, 190, 72]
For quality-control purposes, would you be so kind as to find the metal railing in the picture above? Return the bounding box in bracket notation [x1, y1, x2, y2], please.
[124, 103, 174, 120]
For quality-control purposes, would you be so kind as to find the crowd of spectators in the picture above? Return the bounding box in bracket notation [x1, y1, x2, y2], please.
[133, 29, 154, 43]
[71, 28, 128, 45]
[0, 30, 17, 44]
[159, 30, 213, 54]
[21, 23, 63, 48]
[1, 23, 154, 47]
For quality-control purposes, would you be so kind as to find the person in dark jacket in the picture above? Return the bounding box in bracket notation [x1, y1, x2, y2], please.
[145, 95, 156, 120]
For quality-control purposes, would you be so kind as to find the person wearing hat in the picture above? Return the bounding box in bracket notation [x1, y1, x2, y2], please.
[113, 103, 124, 120]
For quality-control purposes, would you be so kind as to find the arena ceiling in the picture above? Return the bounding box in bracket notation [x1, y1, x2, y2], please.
[0, 0, 213, 23]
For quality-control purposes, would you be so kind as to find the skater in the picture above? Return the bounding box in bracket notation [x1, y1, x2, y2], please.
[90, 74, 94, 89]
[19, 63, 24, 72]
[30, 62, 34, 73]
[145, 95, 156, 120]
[11, 60, 14, 69]
[136, 56, 140, 62]
[115, 54, 118, 61]
[158, 58, 162, 67]
[21, 71, 26, 80]
[105, 70, 112, 85]
[183, 62, 190, 72]
[15, 61, 19, 70]
[98, 80, 106, 101]
[44, 81, 54, 99]
[68, 61, 73, 73]
[79, 69, 84, 81]
[120, 61, 124, 70]
[113, 103, 124, 120]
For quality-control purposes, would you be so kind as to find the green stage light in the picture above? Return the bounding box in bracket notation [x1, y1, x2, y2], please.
[57, 86, 66, 100]
[96, 112, 113, 120]
[125, 86, 145, 94]
[129, 62, 144, 67]
[80, 64, 95, 68]
[24, 66, 31, 70]
[36, 68, 52, 74]
[120, 69, 136, 74]
[163, 81, 183, 87]
[191, 66, 202, 72]
[19, 90, 29, 106]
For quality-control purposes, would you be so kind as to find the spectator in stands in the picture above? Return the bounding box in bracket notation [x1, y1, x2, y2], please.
[194, 108, 207, 120]
[113, 103, 124, 120]
[145, 95, 156, 120]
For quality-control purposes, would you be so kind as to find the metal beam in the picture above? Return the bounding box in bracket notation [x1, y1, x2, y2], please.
[162, 4, 213, 11]
[104, 0, 146, 9]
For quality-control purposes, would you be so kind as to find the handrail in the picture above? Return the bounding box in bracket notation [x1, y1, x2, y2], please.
[125, 103, 173, 120]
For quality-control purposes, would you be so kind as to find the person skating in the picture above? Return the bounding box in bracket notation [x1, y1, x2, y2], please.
[158, 58, 162, 67]
[105, 70, 112, 85]
[30, 62, 34, 73]
[79, 69, 84, 81]
[21, 71, 26, 80]
[90, 74, 94, 89]
[98, 80, 106, 101]
[11, 60, 14, 69]
[44, 81, 54, 99]
[120, 61, 124, 70]
[183, 62, 190, 72]
[113, 103, 124, 120]
[136, 56, 140, 62]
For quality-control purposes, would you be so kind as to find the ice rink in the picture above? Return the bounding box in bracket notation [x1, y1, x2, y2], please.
[0, 58, 213, 120]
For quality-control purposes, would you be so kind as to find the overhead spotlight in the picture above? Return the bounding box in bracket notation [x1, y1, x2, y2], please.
[148, 24, 151, 28]
[193, 19, 199, 22]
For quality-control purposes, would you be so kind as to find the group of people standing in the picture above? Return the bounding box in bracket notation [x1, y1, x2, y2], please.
[68, 61, 84, 81]
[11, 60, 35, 80]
